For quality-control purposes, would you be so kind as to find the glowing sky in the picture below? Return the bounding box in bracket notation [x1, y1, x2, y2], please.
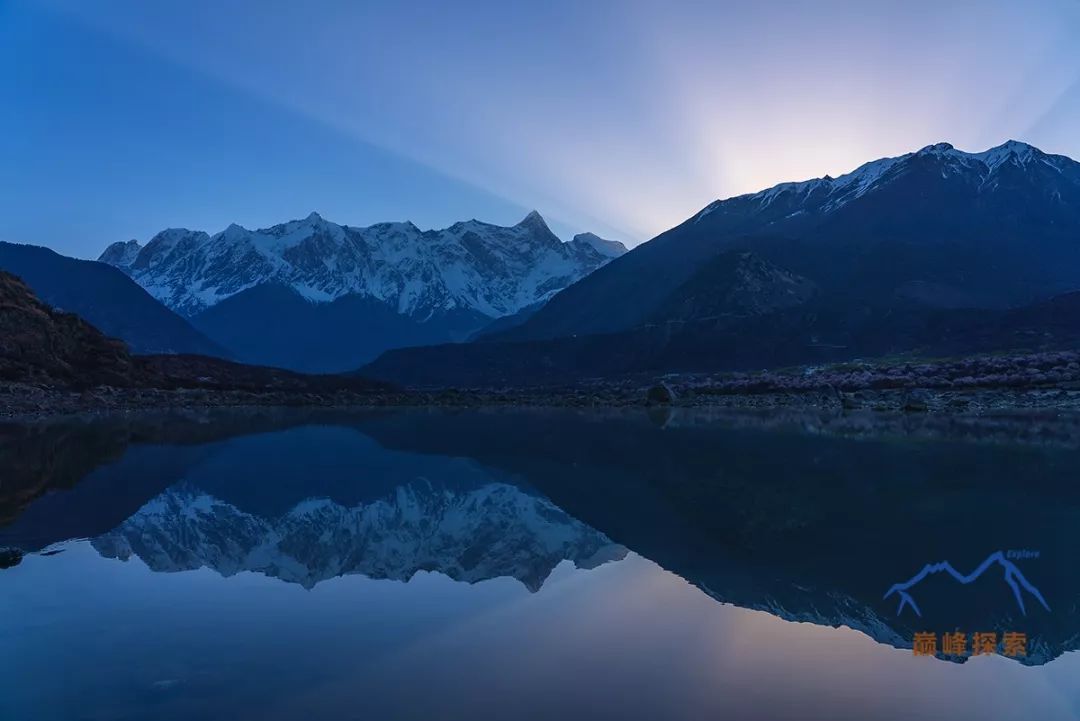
[3, 0, 1080, 257]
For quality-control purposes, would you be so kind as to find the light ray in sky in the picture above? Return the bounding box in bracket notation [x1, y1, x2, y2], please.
[7, 0, 1080, 254]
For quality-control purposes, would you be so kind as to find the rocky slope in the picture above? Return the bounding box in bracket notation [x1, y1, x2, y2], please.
[0, 242, 223, 356]
[0, 270, 135, 386]
[0, 269, 396, 401]
[650, 250, 817, 322]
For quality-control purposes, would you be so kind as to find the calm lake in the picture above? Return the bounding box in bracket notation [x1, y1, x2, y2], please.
[3, 407, 1080, 720]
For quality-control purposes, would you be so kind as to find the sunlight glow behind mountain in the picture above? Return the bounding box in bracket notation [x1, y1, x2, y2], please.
[6, 0, 1080, 253]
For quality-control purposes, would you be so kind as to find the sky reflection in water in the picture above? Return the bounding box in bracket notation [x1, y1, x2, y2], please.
[3, 408, 1080, 721]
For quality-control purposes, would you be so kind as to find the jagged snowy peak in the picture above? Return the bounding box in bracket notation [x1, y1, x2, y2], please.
[97, 238, 141, 268]
[696, 140, 1079, 222]
[90, 480, 627, 591]
[571, 232, 628, 259]
[917, 139, 1048, 171]
[100, 211, 625, 319]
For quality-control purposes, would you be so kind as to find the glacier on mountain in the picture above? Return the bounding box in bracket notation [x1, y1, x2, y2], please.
[100, 211, 627, 320]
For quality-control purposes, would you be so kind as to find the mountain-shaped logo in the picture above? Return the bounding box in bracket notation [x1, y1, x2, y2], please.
[884, 551, 1050, 618]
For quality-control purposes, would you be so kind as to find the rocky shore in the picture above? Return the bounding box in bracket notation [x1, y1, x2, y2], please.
[6, 266, 1080, 422]
[6, 376, 1080, 423]
[620, 348, 1080, 414]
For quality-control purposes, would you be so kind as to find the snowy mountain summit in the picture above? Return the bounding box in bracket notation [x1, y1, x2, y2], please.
[695, 139, 1078, 223]
[101, 211, 626, 320]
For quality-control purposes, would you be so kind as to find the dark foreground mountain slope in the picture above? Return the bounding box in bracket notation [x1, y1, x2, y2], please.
[0, 242, 223, 356]
[363, 276, 1080, 388]
[0, 270, 395, 398]
[0, 271, 135, 386]
[650, 251, 817, 322]
[498, 141, 1080, 343]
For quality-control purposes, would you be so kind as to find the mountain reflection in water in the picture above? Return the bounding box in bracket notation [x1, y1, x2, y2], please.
[3, 407, 1080, 721]
[92, 475, 624, 591]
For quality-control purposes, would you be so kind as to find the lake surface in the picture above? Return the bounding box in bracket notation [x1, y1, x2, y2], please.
[3, 407, 1080, 720]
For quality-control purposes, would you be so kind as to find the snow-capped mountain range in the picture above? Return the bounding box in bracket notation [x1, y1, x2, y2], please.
[91, 479, 627, 591]
[100, 211, 626, 320]
[694, 139, 1080, 224]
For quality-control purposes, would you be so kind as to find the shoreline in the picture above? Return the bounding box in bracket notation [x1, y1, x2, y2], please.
[6, 391, 1080, 460]
[6, 379, 1080, 422]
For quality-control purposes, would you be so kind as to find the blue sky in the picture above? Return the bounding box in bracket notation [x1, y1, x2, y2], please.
[3, 0, 1080, 258]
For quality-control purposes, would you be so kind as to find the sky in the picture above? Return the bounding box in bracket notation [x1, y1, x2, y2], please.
[3, 0, 1080, 258]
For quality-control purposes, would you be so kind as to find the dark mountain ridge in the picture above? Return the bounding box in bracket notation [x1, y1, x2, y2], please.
[363, 287, 1080, 388]
[0, 242, 223, 357]
[0, 269, 395, 397]
[0, 270, 135, 386]
[500, 140, 1080, 342]
[366, 141, 1080, 386]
